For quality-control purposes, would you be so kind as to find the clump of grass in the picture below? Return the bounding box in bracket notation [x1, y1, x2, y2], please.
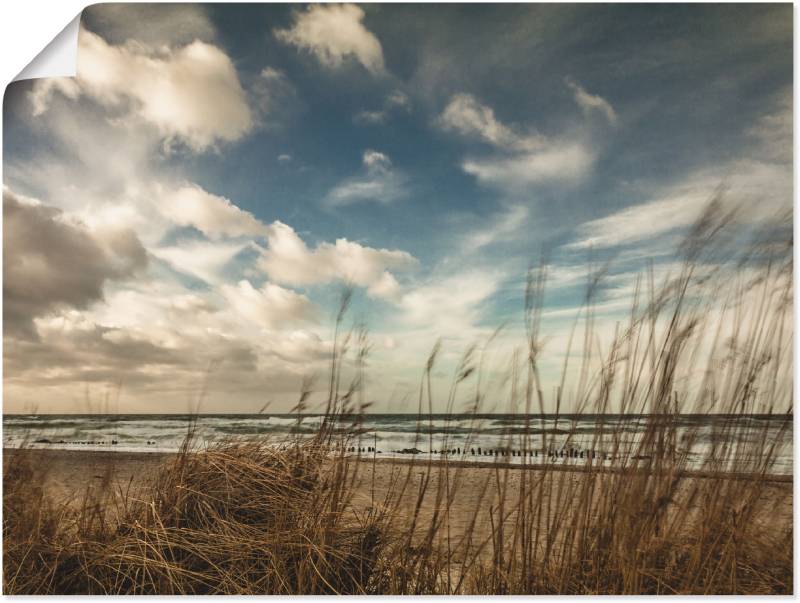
[3, 197, 793, 594]
[4, 438, 387, 594]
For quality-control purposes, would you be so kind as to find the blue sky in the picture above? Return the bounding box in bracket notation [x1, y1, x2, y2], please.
[3, 3, 792, 413]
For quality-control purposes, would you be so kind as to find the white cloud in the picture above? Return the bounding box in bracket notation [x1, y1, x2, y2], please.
[11, 84, 174, 248]
[29, 78, 81, 116]
[440, 93, 596, 190]
[275, 4, 385, 75]
[326, 149, 408, 206]
[7, 285, 336, 412]
[462, 143, 595, 189]
[565, 192, 707, 251]
[563, 85, 791, 253]
[32, 27, 253, 152]
[397, 271, 500, 335]
[566, 78, 617, 124]
[95, 289, 219, 338]
[566, 172, 788, 253]
[158, 184, 269, 239]
[439, 93, 543, 151]
[220, 280, 318, 329]
[152, 240, 250, 284]
[259, 221, 417, 300]
[363, 150, 389, 168]
[463, 204, 529, 251]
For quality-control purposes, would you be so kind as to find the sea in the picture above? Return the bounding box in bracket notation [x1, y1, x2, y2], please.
[2, 413, 793, 475]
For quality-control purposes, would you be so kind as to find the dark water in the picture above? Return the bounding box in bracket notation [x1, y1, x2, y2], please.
[3, 413, 793, 475]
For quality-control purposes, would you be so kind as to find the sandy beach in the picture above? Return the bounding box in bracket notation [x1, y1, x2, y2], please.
[5, 448, 791, 548]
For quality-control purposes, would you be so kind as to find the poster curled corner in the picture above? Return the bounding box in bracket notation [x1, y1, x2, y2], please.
[13, 12, 81, 82]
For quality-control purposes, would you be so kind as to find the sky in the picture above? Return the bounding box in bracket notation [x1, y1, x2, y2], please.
[2, 3, 793, 414]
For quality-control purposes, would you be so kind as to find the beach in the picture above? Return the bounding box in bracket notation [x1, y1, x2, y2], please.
[6, 447, 791, 549]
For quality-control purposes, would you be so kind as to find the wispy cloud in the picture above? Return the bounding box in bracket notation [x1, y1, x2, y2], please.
[439, 93, 543, 151]
[462, 204, 529, 251]
[439, 92, 598, 191]
[565, 78, 617, 124]
[250, 67, 298, 126]
[565, 92, 792, 252]
[745, 87, 791, 164]
[462, 143, 595, 189]
[354, 90, 410, 125]
[565, 192, 706, 251]
[326, 150, 409, 206]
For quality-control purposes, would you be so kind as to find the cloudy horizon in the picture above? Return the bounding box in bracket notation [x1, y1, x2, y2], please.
[3, 3, 792, 414]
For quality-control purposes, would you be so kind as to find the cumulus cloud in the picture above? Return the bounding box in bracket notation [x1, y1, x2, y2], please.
[566, 78, 617, 124]
[4, 305, 332, 412]
[158, 184, 269, 239]
[3, 259, 338, 412]
[4, 252, 346, 411]
[90, 287, 217, 335]
[326, 150, 408, 206]
[259, 221, 417, 299]
[439, 93, 596, 190]
[4, 188, 147, 339]
[275, 4, 385, 75]
[31, 27, 253, 152]
[12, 313, 184, 382]
[221, 280, 318, 329]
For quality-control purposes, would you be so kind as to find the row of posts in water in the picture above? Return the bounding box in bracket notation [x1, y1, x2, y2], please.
[345, 446, 610, 460]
